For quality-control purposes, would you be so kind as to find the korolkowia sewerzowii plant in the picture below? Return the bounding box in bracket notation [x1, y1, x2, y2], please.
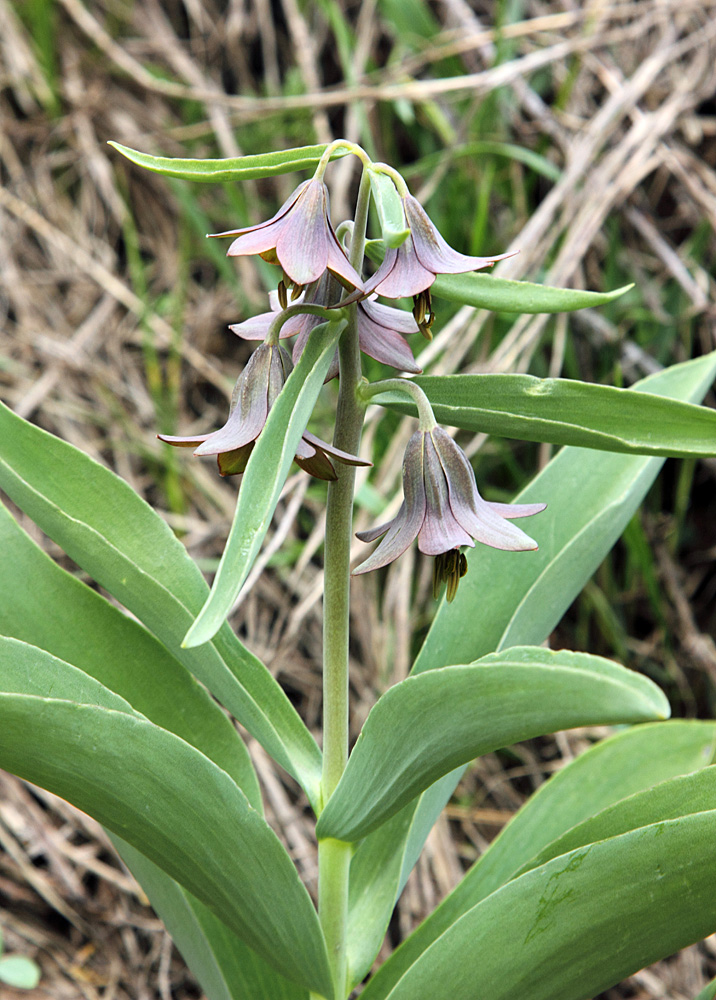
[1, 135, 716, 1000]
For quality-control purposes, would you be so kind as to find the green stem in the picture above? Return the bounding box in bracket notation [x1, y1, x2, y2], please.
[316, 166, 371, 1000]
[359, 377, 437, 431]
[265, 302, 341, 345]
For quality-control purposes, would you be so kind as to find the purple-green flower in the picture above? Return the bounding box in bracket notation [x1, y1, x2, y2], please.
[367, 194, 514, 336]
[353, 426, 545, 600]
[229, 276, 422, 375]
[158, 342, 370, 481]
[209, 180, 364, 292]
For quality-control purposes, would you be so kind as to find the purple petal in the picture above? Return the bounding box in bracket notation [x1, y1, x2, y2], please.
[157, 432, 210, 448]
[226, 217, 288, 258]
[431, 427, 540, 551]
[362, 298, 420, 335]
[487, 501, 547, 519]
[357, 302, 421, 372]
[370, 238, 435, 298]
[209, 181, 309, 239]
[418, 433, 474, 556]
[295, 446, 338, 481]
[353, 431, 427, 574]
[194, 346, 272, 456]
[404, 196, 514, 275]
[275, 181, 332, 285]
[302, 430, 371, 467]
[229, 312, 277, 340]
[356, 520, 393, 544]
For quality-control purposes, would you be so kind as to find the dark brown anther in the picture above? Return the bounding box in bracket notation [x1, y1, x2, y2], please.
[278, 278, 289, 310]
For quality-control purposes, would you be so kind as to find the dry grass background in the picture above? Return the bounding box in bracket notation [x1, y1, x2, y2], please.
[2, 0, 716, 996]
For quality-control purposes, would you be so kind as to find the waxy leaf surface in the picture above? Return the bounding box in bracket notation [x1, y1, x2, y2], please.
[0, 502, 260, 806]
[375, 813, 716, 1000]
[113, 837, 307, 1000]
[360, 720, 716, 999]
[109, 141, 348, 182]
[0, 682, 331, 996]
[369, 171, 410, 248]
[431, 271, 632, 312]
[184, 319, 345, 647]
[346, 351, 716, 983]
[0, 399, 322, 806]
[372, 368, 716, 457]
[317, 648, 668, 842]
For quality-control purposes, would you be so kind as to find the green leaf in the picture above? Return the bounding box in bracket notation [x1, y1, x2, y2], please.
[431, 271, 632, 313]
[347, 351, 716, 983]
[416, 352, 716, 671]
[369, 171, 410, 248]
[518, 766, 716, 877]
[0, 687, 332, 997]
[0, 956, 41, 990]
[317, 648, 668, 842]
[0, 502, 261, 808]
[360, 720, 716, 1000]
[0, 399, 322, 807]
[184, 319, 345, 648]
[112, 836, 307, 1000]
[109, 142, 349, 183]
[371, 368, 716, 457]
[373, 813, 716, 1000]
[695, 976, 716, 1000]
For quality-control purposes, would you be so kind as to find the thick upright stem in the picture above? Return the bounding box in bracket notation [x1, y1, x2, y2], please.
[316, 168, 371, 1000]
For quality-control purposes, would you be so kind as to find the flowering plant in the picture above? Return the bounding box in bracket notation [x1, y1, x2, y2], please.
[1, 138, 716, 1000]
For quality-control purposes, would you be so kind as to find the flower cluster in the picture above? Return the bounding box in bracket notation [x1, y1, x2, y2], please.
[160, 149, 543, 593]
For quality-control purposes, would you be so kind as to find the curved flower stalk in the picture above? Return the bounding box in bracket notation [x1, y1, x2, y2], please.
[354, 426, 545, 601]
[230, 277, 422, 375]
[158, 342, 370, 481]
[368, 193, 515, 336]
[208, 179, 364, 293]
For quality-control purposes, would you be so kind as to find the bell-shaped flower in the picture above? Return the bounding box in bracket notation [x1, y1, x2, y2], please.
[353, 426, 545, 599]
[369, 194, 513, 299]
[209, 180, 364, 292]
[230, 276, 422, 374]
[158, 342, 370, 481]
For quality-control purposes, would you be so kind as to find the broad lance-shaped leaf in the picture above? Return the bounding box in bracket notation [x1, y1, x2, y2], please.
[431, 270, 632, 312]
[371, 368, 716, 458]
[111, 836, 307, 1000]
[316, 648, 668, 842]
[372, 812, 716, 1000]
[345, 351, 716, 985]
[0, 502, 260, 808]
[358, 720, 716, 998]
[0, 398, 322, 807]
[0, 685, 332, 997]
[516, 766, 716, 877]
[109, 141, 349, 182]
[184, 319, 345, 648]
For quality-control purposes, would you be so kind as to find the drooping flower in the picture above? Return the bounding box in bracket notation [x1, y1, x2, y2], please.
[353, 426, 545, 600]
[367, 194, 514, 337]
[158, 342, 370, 481]
[208, 180, 364, 293]
[229, 275, 422, 375]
